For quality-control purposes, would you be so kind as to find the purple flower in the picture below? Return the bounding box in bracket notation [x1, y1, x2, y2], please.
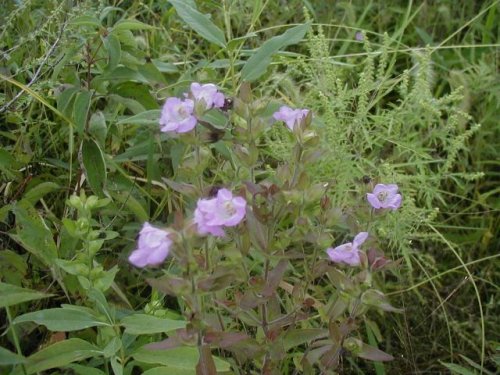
[159, 97, 197, 133]
[326, 232, 368, 266]
[190, 82, 225, 110]
[355, 31, 364, 41]
[129, 222, 173, 268]
[366, 184, 402, 210]
[273, 105, 310, 131]
[194, 188, 247, 237]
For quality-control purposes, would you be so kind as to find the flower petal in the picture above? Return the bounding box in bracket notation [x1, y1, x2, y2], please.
[366, 193, 382, 209]
[353, 232, 369, 248]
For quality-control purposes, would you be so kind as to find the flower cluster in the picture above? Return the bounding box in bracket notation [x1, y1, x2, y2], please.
[327, 184, 402, 267]
[139, 96, 403, 272]
[160, 82, 225, 134]
[129, 189, 246, 268]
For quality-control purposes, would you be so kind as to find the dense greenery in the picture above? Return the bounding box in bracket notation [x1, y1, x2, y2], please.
[0, 0, 498, 374]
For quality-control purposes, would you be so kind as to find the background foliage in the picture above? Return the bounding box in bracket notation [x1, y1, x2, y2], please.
[0, 0, 498, 374]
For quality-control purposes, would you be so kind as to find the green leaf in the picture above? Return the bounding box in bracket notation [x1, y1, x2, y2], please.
[241, 23, 310, 81]
[24, 182, 60, 204]
[96, 67, 148, 84]
[65, 364, 106, 375]
[103, 33, 121, 71]
[73, 90, 92, 135]
[168, 0, 226, 48]
[79, 139, 107, 197]
[0, 250, 27, 285]
[11, 204, 58, 266]
[0, 346, 27, 366]
[56, 86, 79, 116]
[200, 109, 228, 130]
[89, 111, 108, 147]
[133, 346, 230, 372]
[440, 362, 477, 375]
[110, 191, 149, 221]
[102, 337, 122, 358]
[152, 59, 179, 73]
[71, 15, 101, 28]
[14, 307, 109, 331]
[0, 282, 52, 308]
[0, 147, 19, 179]
[111, 356, 123, 375]
[121, 314, 186, 335]
[138, 63, 166, 85]
[142, 367, 194, 375]
[24, 338, 101, 374]
[111, 82, 158, 110]
[282, 329, 327, 351]
[113, 19, 155, 31]
[117, 110, 161, 125]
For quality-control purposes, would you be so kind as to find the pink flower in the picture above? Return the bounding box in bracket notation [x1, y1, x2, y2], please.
[273, 105, 309, 131]
[194, 188, 247, 237]
[366, 184, 402, 210]
[160, 97, 197, 133]
[326, 232, 368, 266]
[190, 82, 225, 110]
[129, 222, 173, 268]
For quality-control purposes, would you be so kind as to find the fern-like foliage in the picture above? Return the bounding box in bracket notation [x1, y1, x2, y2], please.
[267, 24, 483, 264]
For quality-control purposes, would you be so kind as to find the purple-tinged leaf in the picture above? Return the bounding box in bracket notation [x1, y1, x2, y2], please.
[204, 331, 249, 349]
[147, 276, 191, 296]
[246, 208, 269, 252]
[262, 259, 288, 297]
[344, 337, 394, 362]
[196, 345, 217, 375]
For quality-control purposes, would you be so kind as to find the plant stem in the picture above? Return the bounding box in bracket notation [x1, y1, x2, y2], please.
[6, 307, 27, 375]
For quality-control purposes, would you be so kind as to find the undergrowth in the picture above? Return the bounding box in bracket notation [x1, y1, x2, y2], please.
[0, 0, 498, 374]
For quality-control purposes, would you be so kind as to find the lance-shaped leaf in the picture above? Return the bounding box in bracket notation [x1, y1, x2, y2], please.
[24, 338, 101, 374]
[0, 282, 52, 308]
[197, 265, 244, 293]
[14, 307, 110, 331]
[361, 289, 403, 313]
[196, 345, 217, 375]
[344, 337, 394, 362]
[133, 346, 231, 372]
[11, 204, 58, 266]
[147, 276, 191, 296]
[121, 314, 187, 335]
[168, 0, 226, 48]
[79, 138, 107, 197]
[241, 23, 310, 81]
[262, 259, 288, 297]
[0, 346, 27, 366]
[204, 331, 250, 349]
[245, 208, 268, 252]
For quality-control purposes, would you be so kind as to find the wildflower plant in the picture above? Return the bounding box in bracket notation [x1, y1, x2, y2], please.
[1, 1, 493, 374]
[119, 81, 403, 373]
